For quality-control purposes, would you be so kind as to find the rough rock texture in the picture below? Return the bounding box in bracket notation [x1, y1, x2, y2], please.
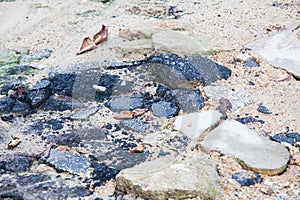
[116, 155, 224, 200]
[201, 120, 290, 175]
[246, 31, 300, 79]
[173, 110, 223, 140]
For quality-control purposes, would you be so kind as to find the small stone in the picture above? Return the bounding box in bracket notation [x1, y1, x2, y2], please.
[119, 118, 149, 133]
[243, 57, 260, 68]
[41, 95, 73, 111]
[171, 89, 205, 112]
[151, 101, 179, 118]
[46, 149, 90, 175]
[232, 172, 260, 186]
[0, 97, 15, 114]
[0, 155, 32, 173]
[235, 53, 251, 62]
[116, 154, 224, 200]
[271, 132, 300, 146]
[27, 80, 52, 108]
[174, 110, 223, 140]
[106, 93, 149, 112]
[20, 49, 52, 63]
[257, 102, 272, 114]
[201, 120, 290, 175]
[235, 116, 265, 124]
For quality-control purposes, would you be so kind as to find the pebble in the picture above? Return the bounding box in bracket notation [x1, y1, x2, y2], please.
[243, 57, 260, 68]
[235, 116, 265, 124]
[232, 172, 263, 186]
[46, 149, 90, 175]
[257, 102, 272, 114]
[119, 118, 149, 133]
[19, 49, 52, 64]
[271, 132, 300, 146]
[151, 101, 179, 118]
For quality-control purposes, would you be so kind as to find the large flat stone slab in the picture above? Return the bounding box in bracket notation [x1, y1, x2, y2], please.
[173, 110, 223, 140]
[246, 31, 300, 79]
[116, 155, 224, 200]
[201, 120, 290, 175]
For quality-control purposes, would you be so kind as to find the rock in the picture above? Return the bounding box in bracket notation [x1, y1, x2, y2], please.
[0, 155, 33, 173]
[148, 53, 205, 89]
[271, 132, 300, 146]
[186, 55, 231, 85]
[243, 57, 260, 68]
[49, 73, 77, 97]
[173, 110, 223, 140]
[235, 116, 265, 124]
[151, 101, 179, 118]
[95, 73, 121, 102]
[118, 39, 153, 56]
[232, 172, 263, 187]
[119, 118, 149, 133]
[257, 102, 272, 114]
[171, 89, 205, 112]
[116, 155, 224, 200]
[91, 161, 119, 184]
[106, 93, 150, 112]
[46, 149, 90, 175]
[0, 97, 14, 114]
[245, 31, 300, 79]
[152, 30, 212, 55]
[148, 53, 231, 89]
[41, 95, 73, 111]
[235, 53, 251, 62]
[7, 65, 30, 75]
[204, 85, 253, 112]
[11, 100, 30, 116]
[217, 97, 232, 117]
[27, 79, 52, 108]
[44, 133, 81, 147]
[200, 120, 290, 175]
[20, 49, 52, 64]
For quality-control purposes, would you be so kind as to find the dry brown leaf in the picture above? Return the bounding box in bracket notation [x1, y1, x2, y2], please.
[93, 24, 108, 45]
[7, 136, 21, 150]
[113, 110, 133, 120]
[132, 108, 148, 117]
[76, 37, 97, 55]
[130, 143, 145, 153]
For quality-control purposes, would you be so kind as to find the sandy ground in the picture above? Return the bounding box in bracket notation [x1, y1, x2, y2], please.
[0, 0, 299, 199]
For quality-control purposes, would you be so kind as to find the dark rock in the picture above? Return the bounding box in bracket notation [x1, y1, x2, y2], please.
[243, 57, 260, 68]
[248, 81, 255, 85]
[0, 97, 15, 114]
[0, 156, 33, 173]
[148, 53, 205, 89]
[27, 118, 64, 135]
[272, 132, 300, 146]
[41, 95, 73, 111]
[119, 118, 149, 133]
[235, 116, 265, 124]
[232, 172, 258, 186]
[91, 161, 119, 183]
[44, 133, 81, 147]
[16, 174, 51, 186]
[11, 100, 30, 116]
[217, 97, 232, 117]
[151, 101, 179, 118]
[172, 89, 204, 111]
[7, 65, 30, 75]
[20, 49, 52, 63]
[257, 103, 272, 114]
[186, 55, 232, 85]
[49, 73, 77, 97]
[95, 73, 121, 102]
[155, 84, 170, 97]
[106, 93, 151, 112]
[46, 149, 90, 175]
[27, 79, 52, 108]
[0, 82, 26, 95]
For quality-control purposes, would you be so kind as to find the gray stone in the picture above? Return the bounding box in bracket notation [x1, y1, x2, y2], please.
[151, 101, 179, 118]
[200, 120, 290, 175]
[116, 155, 223, 200]
[172, 89, 204, 112]
[106, 94, 145, 112]
[46, 149, 90, 176]
[173, 110, 223, 140]
[119, 118, 149, 133]
[204, 85, 253, 112]
[245, 31, 300, 79]
[186, 55, 231, 85]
